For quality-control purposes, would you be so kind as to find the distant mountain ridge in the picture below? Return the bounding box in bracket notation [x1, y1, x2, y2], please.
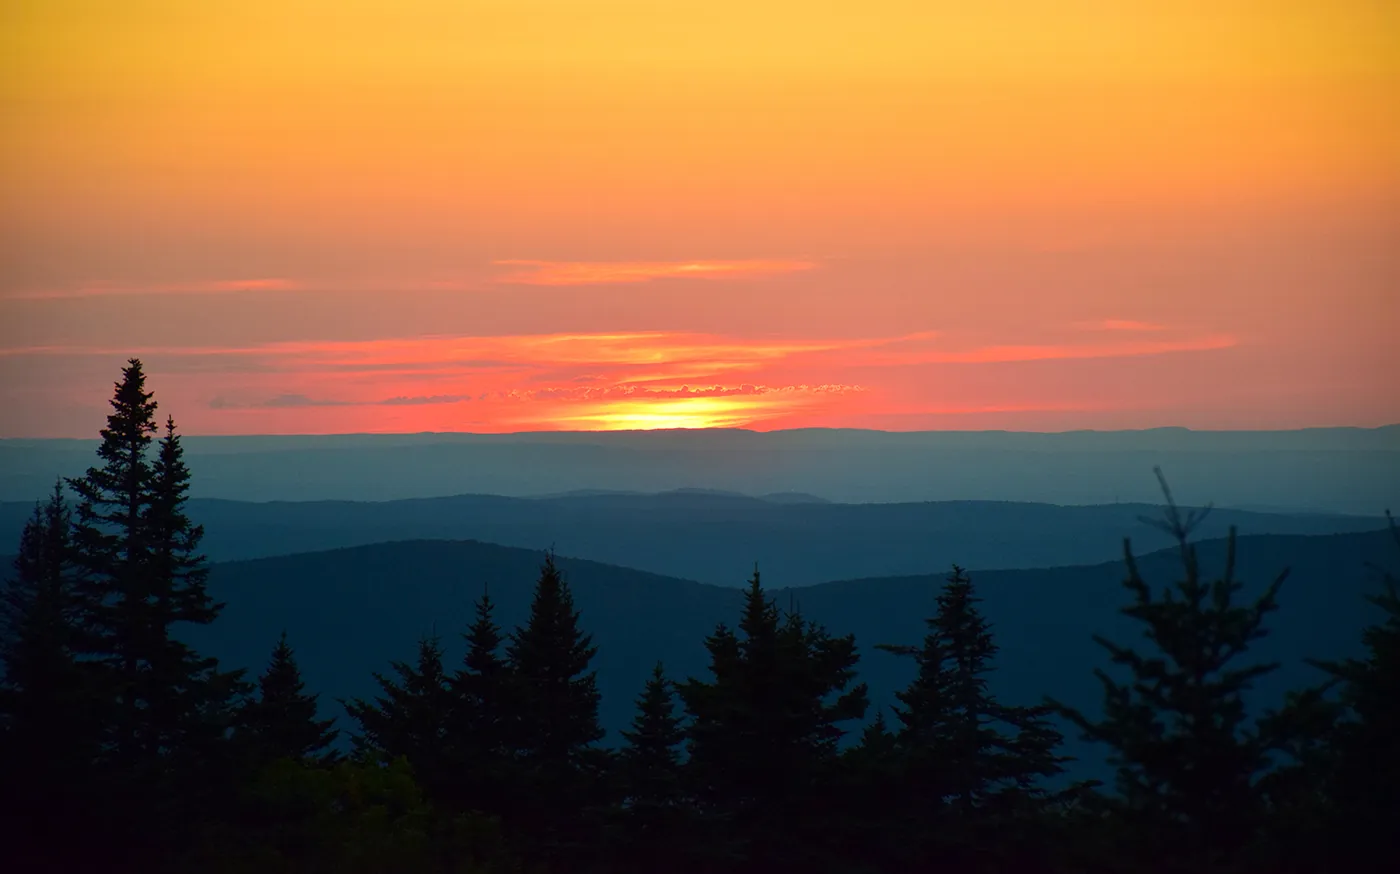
[4, 426, 1396, 510]
[187, 527, 1400, 784]
[1, 493, 1386, 587]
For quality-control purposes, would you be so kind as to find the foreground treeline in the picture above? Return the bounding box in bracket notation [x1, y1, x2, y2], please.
[2, 361, 1398, 874]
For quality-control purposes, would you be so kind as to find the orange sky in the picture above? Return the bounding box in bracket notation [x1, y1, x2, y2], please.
[1, 1, 1397, 435]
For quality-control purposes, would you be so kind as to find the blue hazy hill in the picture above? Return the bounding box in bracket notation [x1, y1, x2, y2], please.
[1, 492, 1386, 586]
[186, 527, 1399, 782]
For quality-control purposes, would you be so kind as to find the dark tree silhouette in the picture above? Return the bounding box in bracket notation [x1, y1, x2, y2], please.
[612, 662, 690, 873]
[139, 417, 247, 764]
[1050, 470, 1290, 873]
[446, 589, 513, 818]
[62, 362, 245, 870]
[1301, 511, 1400, 871]
[67, 359, 159, 759]
[502, 551, 609, 869]
[619, 661, 686, 809]
[678, 568, 867, 872]
[0, 483, 99, 872]
[877, 565, 1072, 871]
[243, 631, 339, 764]
[344, 634, 454, 793]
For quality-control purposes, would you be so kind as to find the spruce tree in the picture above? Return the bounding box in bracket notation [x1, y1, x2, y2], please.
[67, 357, 159, 743]
[344, 634, 454, 795]
[614, 662, 689, 874]
[1050, 471, 1288, 873]
[0, 483, 98, 871]
[619, 661, 686, 810]
[243, 631, 339, 764]
[878, 565, 1070, 869]
[0, 483, 84, 747]
[65, 362, 245, 868]
[141, 416, 247, 764]
[502, 551, 607, 868]
[446, 589, 512, 817]
[836, 712, 907, 874]
[1304, 512, 1400, 870]
[678, 568, 867, 871]
[504, 552, 604, 763]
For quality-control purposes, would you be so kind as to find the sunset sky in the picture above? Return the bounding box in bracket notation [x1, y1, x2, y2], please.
[2, 1, 1397, 436]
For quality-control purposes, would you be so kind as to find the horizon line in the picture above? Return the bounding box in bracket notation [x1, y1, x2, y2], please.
[3, 423, 1398, 441]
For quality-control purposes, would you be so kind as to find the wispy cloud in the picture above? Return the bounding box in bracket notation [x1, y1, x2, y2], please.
[211, 392, 472, 409]
[10, 325, 1239, 433]
[492, 260, 817, 286]
[6, 278, 303, 301]
[501, 383, 864, 402]
[1073, 318, 1168, 332]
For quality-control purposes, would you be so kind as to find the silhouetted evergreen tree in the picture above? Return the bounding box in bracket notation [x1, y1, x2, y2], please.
[446, 589, 513, 818]
[140, 417, 248, 763]
[243, 631, 339, 764]
[619, 662, 685, 808]
[63, 362, 245, 870]
[678, 568, 868, 872]
[502, 551, 609, 870]
[877, 566, 1071, 871]
[0, 483, 99, 872]
[67, 359, 158, 755]
[835, 712, 909, 874]
[613, 662, 691, 872]
[1050, 471, 1289, 873]
[1301, 511, 1400, 871]
[344, 634, 454, 799]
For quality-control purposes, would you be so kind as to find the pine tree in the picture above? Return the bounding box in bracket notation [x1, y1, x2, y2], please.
[836, 712, 907, 874]
[141, 417, 247, 764]
[619, 661, 686, 810]
[344, 634, 454, 796]
[501, 551, 608, 868]
[0, 483, 98, 871]
[504, 552, 604, 764]
[1050, 470, 1289, 873]
[678, 568, 868, 871]
[243, 631, 339, 764]
[878, 566, 1070, 870]
[1303, 511, 1400, 871]
[446, 589, 512, 817]
[0, 483, 84, 746]
[613, 662, 690, 873]
[65, 362, 246, 868]
[67, 358, 159, 748]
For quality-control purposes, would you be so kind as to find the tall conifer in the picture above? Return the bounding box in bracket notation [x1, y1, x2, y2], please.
[243, 631, 339, 764]
[1051, 471, 1289, 873]
[1303, 512, 1400, 870]
[447, 589, 512, 817]
[678, 568, 867, 872]
[502, 552, 607, 868]
[63, 360, 244, 869]
[0, 484, 97, 871]
[344, 634, 454, 791]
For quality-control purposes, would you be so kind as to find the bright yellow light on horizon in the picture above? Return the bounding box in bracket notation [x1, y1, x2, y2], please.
[538, 397, 785, 431]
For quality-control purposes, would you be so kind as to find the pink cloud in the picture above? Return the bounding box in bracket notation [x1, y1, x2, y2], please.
[1073, 318, 1169, 332]
[492, 259, 817, 286]
[7, 278, 303, 300]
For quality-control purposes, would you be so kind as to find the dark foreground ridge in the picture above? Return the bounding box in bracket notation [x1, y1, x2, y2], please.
[3, 360, 1398, 874]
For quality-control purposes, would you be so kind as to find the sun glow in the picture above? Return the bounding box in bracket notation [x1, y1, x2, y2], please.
[536, 396, 785, 431]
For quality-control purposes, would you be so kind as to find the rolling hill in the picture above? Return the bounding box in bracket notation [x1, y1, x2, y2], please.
[189, 527, 1400, 781]
[3, 492, 1387, 587]
[4, 426, 1397, 512]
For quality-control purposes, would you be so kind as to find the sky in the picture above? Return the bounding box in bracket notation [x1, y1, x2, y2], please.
[2, 1, 1397, 436]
